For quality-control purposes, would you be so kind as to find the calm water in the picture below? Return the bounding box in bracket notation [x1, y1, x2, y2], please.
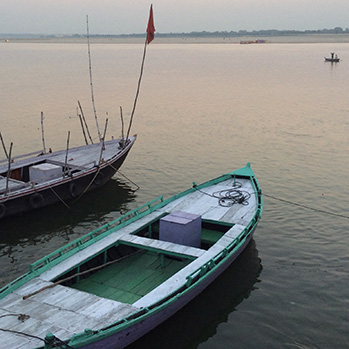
[0, 40, 348, 348]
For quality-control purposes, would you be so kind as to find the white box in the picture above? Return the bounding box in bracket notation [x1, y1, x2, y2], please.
[29, 163, 62, 183]
[159, 211, 202, 248]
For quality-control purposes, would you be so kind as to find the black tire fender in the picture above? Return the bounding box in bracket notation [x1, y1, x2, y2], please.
[69, 182, 78, 198]
[29, 193, 44, 209]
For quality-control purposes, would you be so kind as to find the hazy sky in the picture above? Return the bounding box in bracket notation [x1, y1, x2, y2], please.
[1, 0, 348, 35]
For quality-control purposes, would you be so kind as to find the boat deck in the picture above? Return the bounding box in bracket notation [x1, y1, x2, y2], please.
[0, 138, 129, 196]
[0, 174, 259, 348]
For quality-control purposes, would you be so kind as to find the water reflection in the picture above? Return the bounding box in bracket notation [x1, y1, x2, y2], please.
[128, 240, 262, 349]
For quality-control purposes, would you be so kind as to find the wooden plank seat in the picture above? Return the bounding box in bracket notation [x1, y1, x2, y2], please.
[45, 159, 90, 171]
[119, 234, 205, 259]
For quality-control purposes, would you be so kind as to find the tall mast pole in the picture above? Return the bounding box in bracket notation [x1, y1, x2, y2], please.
[86, 15, 101, 142]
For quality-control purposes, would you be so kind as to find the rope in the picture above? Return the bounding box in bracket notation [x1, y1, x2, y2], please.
[195, 180, 252, 207]
[73, 167, 101, 203]
[0, 313, 29, 321]
[49, 186, 70, 209]
[0, 315, 43, 341]
[111, 166, 140, 190]
[264, 193, 349, 219]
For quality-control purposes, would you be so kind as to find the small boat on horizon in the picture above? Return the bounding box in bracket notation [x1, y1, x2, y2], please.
[0, 162, 263, 348]
[324, 52, 340, 62]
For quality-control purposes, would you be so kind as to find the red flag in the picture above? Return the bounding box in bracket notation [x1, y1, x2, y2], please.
[146, 5, 155, 44]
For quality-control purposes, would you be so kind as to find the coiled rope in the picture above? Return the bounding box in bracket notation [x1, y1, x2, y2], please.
[195, 181, 251, 207]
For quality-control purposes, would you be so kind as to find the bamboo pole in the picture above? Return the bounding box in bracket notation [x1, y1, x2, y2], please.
[78, 110, 88, 145]
[5, 142, 13, 195]
[125, 37, 148, 142]
[0, 132, 9, 159]
[78, 100, 94, 144]
[120, 106, 125, 144]
[40, 111, 46, 154]
[86, 15, 101, 142]
[98, 118, 108, 166]
[63, 131, 70, 177]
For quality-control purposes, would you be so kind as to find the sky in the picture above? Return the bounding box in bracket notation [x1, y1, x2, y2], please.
[1, 0, 349, 35]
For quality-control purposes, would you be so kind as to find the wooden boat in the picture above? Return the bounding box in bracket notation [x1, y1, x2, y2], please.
[324, 53, 340, 62]
[0, 163, 263, 348]
[324, 57, 340, 62]
[0, 135, 136, 219]
[0, 4, 156, 219]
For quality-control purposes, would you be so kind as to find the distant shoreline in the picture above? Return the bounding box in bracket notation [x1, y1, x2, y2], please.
[2, 34, 349, 44]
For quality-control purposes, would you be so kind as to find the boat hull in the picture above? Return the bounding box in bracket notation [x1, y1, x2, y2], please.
[324, 58, 340, 62]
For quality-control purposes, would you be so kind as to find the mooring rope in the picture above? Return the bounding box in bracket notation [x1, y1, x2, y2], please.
[49, 186, 70, 209]
[263, 193, 349, 219]
[194, 180, 348, 219]
[73, 167, 101, 203]
[110, 165, 140, 190]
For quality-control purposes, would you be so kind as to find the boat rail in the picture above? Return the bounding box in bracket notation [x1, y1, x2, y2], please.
[0, 196, 164, 299]
[185, 209, 261, 287]
[29, 196, 164, 272]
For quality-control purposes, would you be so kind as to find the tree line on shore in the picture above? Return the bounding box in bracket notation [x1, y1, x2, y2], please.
[2, 27, 348, 39]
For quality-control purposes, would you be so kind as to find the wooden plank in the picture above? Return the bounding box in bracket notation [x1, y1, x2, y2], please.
[225, 224, 246, 240]
[119, 235, 205, 258]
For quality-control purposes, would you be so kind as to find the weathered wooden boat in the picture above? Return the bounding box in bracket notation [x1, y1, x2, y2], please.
[0, 3, 157, 220]
[0, 163, 262, 348]
[0, 135, 136, 219]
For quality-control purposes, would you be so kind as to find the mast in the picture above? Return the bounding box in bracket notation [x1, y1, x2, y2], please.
[125, 5, 155, 142]
[86, 15, 101, 142]
[41, 111, 46, 154]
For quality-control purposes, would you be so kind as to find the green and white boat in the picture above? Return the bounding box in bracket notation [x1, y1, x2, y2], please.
[0, 163, 263, 348]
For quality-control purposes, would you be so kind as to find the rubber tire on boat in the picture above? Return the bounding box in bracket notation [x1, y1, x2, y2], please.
[0, 203, 6, 218]
[29, 193, 44, 209]
[69, 182, 77, 198]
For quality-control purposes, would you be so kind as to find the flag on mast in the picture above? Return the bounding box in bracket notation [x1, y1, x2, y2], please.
[147, 4, 155, 44]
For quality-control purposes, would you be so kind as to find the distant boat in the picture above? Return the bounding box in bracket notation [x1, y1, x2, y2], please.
[0, 163, 263, 348]
[324, 52, 340, 62]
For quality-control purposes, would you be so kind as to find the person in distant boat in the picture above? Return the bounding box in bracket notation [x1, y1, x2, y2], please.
[331, 52, 334, 59]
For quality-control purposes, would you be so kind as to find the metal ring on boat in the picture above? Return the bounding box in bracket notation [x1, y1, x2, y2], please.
[0, 203, 6, 218]
[29, 193, 44, 209]
[69, 182, 77, 198]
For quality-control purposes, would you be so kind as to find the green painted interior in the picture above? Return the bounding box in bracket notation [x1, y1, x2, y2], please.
[71, 250, 191, 303]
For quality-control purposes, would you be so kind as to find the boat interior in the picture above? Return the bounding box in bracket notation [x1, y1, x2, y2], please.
[53, 218, 233, 304]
